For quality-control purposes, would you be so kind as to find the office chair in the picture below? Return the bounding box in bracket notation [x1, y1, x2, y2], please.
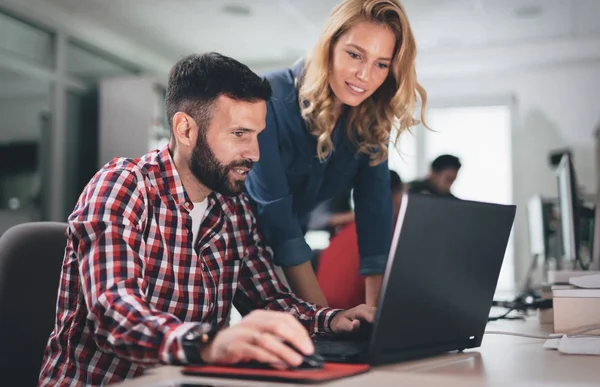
[0, 222, 67, 387]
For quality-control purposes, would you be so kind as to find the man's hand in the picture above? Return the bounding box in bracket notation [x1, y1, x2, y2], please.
[199, 310, 313, 369]
[329, 304, 376, 333]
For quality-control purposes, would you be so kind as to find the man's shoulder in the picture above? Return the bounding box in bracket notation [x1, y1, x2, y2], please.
[102, 150, 159, 175]
[93, 150, 162, 185]
[73, 151, 162, 216]
[263, 66, 294, 92]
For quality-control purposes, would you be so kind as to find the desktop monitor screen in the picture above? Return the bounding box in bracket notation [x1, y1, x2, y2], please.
[527, 195, 546, 258]
[556, 154, 579, 268]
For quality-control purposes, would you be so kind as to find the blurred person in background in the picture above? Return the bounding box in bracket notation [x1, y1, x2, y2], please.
[245, 0, 428, 307]
[306, 190, 354, 238]
[409, 154, 461, 198]
[316, 170, 404, 309]
[305, 190, 354, 271]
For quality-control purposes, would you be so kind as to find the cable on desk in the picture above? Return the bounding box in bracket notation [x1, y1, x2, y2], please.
[484, 331, 558, 340]
[488, 297, 553, 321]
[485, 325, 600, 340]
[487, 308, 525, 322]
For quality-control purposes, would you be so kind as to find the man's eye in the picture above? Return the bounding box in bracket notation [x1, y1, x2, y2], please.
[233, 131, 244, 137]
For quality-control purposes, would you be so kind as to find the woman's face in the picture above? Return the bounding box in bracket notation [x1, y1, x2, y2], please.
[329, 21, 396, 107]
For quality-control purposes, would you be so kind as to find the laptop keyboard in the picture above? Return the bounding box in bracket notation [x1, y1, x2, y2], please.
[314, 339, 368, 356]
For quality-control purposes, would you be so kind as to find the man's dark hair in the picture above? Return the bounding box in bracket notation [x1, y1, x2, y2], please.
[165, 52, 272, 132]
[390, 170, 403, 193]
[431, 154, 461, 172]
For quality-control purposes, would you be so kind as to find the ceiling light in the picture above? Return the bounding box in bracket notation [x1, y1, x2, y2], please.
[221, 4, 252, 17]
[513, 5, 543, 19]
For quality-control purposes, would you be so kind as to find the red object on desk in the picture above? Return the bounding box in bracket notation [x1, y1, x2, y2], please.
[182, 362, 370, 383]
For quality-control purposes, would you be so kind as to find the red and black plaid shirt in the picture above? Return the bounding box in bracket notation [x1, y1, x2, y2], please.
[39, 146, 337, 386]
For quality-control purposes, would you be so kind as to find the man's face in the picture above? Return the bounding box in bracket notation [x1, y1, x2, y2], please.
[190, 95, 266, 197]
[430, 168, 458, 195]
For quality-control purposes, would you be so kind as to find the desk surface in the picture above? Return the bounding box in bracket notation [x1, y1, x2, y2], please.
[112, 317, 600, 387]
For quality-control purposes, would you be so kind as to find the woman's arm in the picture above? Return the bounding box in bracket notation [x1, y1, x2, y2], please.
[352, 158, 394, 306]
[283, 262, 328, 306]
[245, 100, 328, 306]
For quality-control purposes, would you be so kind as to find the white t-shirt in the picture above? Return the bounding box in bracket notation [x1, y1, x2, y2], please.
[189, 199, 208, 246]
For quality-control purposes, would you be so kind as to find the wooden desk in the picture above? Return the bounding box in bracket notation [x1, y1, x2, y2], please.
[112, 317, 600, 387]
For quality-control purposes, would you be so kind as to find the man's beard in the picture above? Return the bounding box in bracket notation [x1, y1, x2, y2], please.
[189, 132, 253, 197]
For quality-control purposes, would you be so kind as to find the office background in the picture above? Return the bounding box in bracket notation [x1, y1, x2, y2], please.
[0, 0, 599, 295]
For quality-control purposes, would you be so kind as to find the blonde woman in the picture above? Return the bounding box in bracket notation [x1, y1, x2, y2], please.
[245, 0, 427, 308]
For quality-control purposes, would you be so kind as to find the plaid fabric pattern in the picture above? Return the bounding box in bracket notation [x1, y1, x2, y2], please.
[38, 146, 337, 386]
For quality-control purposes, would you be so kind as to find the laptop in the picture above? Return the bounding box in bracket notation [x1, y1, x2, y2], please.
[313, 193, 516, 365]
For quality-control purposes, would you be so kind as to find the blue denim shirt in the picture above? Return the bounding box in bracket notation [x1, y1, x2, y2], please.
[245, 62, 392, 276]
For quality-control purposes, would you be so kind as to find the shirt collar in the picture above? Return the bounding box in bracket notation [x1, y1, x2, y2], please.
[156, 145, 232, 216]
[292, 57, 305, 81]
[156, 145, 192, 209]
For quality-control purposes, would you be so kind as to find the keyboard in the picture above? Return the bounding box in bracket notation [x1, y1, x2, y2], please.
[314, 339, 369, 356]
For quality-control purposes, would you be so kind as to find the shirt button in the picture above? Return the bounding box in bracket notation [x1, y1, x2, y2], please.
[202, 263, 209, 272]
[184, 202, 192, 210]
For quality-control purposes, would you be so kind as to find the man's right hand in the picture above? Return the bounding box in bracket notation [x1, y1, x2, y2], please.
[199, 310, 314, 369]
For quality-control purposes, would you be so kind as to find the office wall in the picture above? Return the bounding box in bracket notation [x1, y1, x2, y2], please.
[422, 60, 600, 285]
[98, 76, 165, 167]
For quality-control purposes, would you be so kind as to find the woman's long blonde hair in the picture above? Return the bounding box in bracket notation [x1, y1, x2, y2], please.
[298, 0, 427, 165]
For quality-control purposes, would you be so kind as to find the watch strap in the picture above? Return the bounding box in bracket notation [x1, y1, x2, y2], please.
[182, 323, 219, 364]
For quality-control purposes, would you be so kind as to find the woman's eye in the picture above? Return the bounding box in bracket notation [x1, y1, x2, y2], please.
[347, 51, 360, 59]
[377, 62, 389, 69]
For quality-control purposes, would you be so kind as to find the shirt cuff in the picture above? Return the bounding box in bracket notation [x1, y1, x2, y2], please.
[359, 254, 388, 276]
[311, 307, 343, 334]
[273, 237, 314, 267]
[159, 322, 202, 365]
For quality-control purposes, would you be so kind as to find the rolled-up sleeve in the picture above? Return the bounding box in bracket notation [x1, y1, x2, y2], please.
[352, 158, 393, 275]
[246, 99, 313, 267]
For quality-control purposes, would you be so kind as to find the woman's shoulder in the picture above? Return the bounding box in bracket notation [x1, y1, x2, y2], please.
[261, 60, 304, 108]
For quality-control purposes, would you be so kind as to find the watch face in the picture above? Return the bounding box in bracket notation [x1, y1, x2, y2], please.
[185, 323, 213, 341]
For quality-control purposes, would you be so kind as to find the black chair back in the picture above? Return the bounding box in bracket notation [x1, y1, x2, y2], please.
[0, 222, 67, 387]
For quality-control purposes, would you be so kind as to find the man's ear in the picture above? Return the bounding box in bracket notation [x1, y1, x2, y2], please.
[172, 112, 197, 148]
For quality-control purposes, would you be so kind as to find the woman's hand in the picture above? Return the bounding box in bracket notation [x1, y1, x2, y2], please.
[329, 304, 376, 333]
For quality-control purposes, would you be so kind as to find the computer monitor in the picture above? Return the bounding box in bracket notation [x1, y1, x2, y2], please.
[556, 154, 579, 269]
[527, 195, 546, 259]
[525, 195, 563, 289]
[0, 141, 38, 176]
[591, 198, 600, 270]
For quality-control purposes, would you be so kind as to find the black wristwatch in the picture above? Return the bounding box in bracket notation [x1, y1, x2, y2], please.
[181, 323, 220, 364]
